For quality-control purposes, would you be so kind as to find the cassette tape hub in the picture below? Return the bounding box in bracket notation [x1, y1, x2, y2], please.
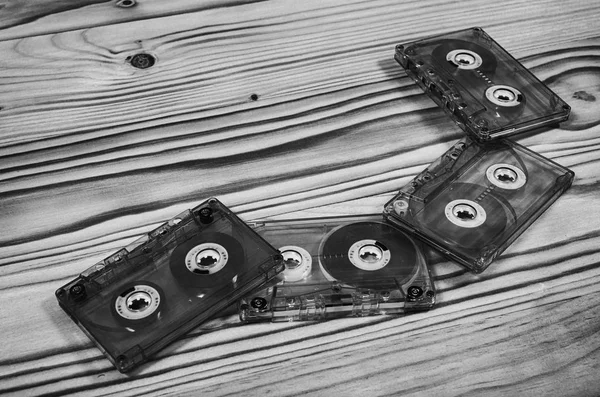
[384, 136, 574, 273]
[395, 27, 571, 141]
[56, 198, 284, 372]
[239, 215, 435, 322]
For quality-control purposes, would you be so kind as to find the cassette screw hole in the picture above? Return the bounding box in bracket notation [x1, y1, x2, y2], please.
[126, 291, 152, 312]
[116, 356, 128, 370]
[198, 207, 214, 224]
[251, 297, 268, 310]
[494, 167, 517, 182]
[407, 286, 423, 298]
[453, 204, 476, 220]
[358, 244, 383, 263]
[426, 290, 435, 298]
[70, 284, 87, 301]
[129, 53, 155, 69]
[250, 93, 259, 101]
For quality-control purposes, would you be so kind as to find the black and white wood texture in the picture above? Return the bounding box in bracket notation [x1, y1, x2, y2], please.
[1, 0, 599, 395]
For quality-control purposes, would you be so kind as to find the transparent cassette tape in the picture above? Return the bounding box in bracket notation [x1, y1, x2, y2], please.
[239, 215, 435, 322]
[384, 136, 574, 273]
[56, 198, 283, 372]
[395, 27, 571, 141]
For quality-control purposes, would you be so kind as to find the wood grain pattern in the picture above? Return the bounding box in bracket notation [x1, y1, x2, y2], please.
[1, 0, 599, 395]
[0, 0, 266, 40]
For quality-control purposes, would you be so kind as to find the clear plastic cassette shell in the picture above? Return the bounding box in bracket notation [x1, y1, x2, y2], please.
[239, 215, 435, 323]
[384, 136, 574, 273]
[56, 198, 284, 372]
[395, 27, 571, 141]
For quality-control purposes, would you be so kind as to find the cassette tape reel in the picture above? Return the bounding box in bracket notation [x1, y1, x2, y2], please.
[239, 215, 435, 323]
[384, 136, 574, 273]
[395, 27, 571, 141]
[56, 198, 284, 372]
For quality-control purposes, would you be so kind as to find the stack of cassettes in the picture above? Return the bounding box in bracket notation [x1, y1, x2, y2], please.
[55, 27, 574, 373]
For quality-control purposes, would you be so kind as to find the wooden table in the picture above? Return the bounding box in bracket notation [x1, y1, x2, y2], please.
[1, 0, 599, 395]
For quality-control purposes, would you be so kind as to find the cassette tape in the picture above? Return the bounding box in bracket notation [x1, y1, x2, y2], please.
[55, 198, 284, 372]
[239, 215, 435, 322]
[384, 136, 574, 273]
[395, 27, 571, 141]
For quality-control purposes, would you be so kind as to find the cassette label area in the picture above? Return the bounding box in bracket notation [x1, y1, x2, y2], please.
[384, 137, 574, 273]
[239, 215, 435, 323]
[395, 27, 571, 141]
[55, 198, 283, 372]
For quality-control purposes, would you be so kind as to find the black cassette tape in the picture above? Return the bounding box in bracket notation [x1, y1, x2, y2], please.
[395, 27, 571, 141]
[56, 198, 283, 372]
[384, 137, 574, 273]
[239, 215, 435, 323]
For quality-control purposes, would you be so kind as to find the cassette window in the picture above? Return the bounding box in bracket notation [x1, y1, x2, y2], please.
[239, 215, 435, 323]
[395, 27, 571, 141]
[56, 198, 283, 372]
[384, 137, 574, 273]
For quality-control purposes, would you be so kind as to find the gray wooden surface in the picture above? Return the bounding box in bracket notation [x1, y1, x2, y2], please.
[1, 0, 599, 395]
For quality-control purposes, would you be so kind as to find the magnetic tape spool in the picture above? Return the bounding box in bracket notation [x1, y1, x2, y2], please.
[431, 39, 497, 76]
[111, 281, 165, 327]
[169, 232, 243, 288]
[278, 245, 313, 282]
[482, 84, 526, 122]
[414, 182, 513, 251]
[486, 162, 527, 191]
[318, 222, 419, 290]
